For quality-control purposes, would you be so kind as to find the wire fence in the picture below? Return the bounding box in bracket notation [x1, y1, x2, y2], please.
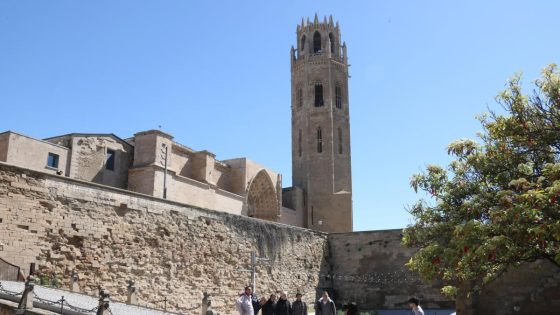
[0, 281, 186, 315]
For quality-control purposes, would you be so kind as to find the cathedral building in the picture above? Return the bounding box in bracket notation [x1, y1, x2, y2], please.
[0, 15, 352, 233]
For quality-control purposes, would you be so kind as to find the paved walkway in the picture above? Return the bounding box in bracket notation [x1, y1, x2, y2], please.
[0, 281, 182, 315]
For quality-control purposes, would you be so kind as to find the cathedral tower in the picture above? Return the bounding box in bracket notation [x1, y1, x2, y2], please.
[290, 15, 352, 233]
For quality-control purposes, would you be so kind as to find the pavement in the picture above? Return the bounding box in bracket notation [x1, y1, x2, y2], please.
[0, 281, 181, 315]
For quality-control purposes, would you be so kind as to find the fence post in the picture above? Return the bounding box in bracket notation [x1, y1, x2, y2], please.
[70, 270, 80, 293]
[201, 292, 211, 315]
[16, 276, 36, 311]
[96, 288, 111, 315]
[60, 295, 65, 314]
[126, 280, 137, 305]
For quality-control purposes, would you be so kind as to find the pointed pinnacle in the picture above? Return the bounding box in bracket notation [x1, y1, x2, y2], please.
[329, 15, 334, 26]
[314, 13, 319, 25]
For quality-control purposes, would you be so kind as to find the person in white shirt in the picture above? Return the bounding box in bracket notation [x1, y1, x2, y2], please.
[236, 286, 255, 315]
[408, 297, 425, 315]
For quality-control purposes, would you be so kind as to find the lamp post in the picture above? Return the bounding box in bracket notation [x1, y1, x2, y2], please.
[238, 251, 269, 294]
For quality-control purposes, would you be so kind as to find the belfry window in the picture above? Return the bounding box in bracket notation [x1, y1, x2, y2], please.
[314, 83, 324, 107]
[317, 127, 323, 153]
[297, 87, 303, 107]
[329, 32, 335, 54]
[313, 31, 321, 53]
[298, 129, 302, 157]
[338, 128, 343, 154]
[301, 35, 306, 52]
[335, 85, 342, 109]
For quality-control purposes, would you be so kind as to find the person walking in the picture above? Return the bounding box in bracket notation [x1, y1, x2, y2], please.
[236, 286, 255, 315]
[291, 292, 308, 315]
[342, 302, 358, 315]
[261, 294, 277, 315]
[408, 297, 425, 315]
[315, 291, 336, 315]
[275, 291, 291, 315]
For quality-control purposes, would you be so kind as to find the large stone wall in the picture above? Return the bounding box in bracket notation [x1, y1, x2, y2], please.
[468, 259, 560, 315]
[328, 230, 454, 310]
[0, 163, 329, 314]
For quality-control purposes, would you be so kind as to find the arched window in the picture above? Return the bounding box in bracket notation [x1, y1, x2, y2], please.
[316, 127, 323, 153]
[314, 83, 324, 107]
[335, 85, 342, 109]
[329, 33, 335, 54]
[297, 87, 303, 107]
[301, 35, 306, 52]
[313, 31, 321, 53]
[338, 128, 343, 154]
[298, 129, 302, 157]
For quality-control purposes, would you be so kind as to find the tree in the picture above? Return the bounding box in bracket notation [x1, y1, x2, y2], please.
[402, 64, 560, 297]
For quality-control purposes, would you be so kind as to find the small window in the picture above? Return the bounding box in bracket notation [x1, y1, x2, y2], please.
[314, 83, 324, 107]
[301, 35, 306, 52]
[338, 128, 343, 154]
[313, 31, 321, 53]
[335, 85, 342, 109]
[317, 127, 323, 153]
[47, 153, 59, 168]
[106, 149, 115, 171]
[297, 88, 303, 107]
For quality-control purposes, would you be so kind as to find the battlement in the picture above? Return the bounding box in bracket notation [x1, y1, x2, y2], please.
[296, 14, 339, 34]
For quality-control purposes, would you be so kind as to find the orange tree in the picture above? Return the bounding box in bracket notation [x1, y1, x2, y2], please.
[403, 64, 560, 297]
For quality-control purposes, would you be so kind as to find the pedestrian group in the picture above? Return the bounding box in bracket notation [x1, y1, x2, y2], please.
[236, 286, 425, 315]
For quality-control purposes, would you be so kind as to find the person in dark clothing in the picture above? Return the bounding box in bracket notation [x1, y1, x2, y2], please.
[261, 294, 277, 315]
[291, 292, 308, 315]
[275, 291, 291, 315]
[251, 290, 261, 315]
[315, 291, 336, 315]
[342, 302, 358, 315]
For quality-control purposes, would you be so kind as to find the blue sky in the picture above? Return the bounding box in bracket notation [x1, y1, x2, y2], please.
[1, 1, 558, 231]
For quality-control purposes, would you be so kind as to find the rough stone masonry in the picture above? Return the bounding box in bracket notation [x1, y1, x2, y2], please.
[0, 162, 330, 313]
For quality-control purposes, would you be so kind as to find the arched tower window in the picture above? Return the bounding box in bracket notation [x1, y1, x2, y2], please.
[313, 31, 321, 53]
[335, 85, 342, 109]
[297, 87, 303, 107]
[338, 128, 343, 154]
[329, 32, 335, 54]
[301, 35, 306, 52]
[298, 129, 302, 157]
[316, 127, 323, 153]
[314, 83, 324, 107]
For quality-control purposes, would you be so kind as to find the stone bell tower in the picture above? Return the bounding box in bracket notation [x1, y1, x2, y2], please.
[290, 15, 352, 233]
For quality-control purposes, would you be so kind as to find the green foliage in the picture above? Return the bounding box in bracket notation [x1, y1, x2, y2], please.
[403, 64, 560, 296]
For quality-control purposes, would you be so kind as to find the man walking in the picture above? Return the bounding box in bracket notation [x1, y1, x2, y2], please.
[261, 294, 277, 315]
[236, 286, 255, 315]
[291, 292, 307, 315]
[315, 291, 336, 315]
[275, 291, 291, 315]
[408, 297, 425, 315]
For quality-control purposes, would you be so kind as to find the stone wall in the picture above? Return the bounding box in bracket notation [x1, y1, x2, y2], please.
[0, 162, 329, 314]
[468, 259, 560, 315]
[328, 230, 454, 310]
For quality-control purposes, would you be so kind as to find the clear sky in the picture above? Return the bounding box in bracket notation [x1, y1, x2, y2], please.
[1, 1, 558, 231]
